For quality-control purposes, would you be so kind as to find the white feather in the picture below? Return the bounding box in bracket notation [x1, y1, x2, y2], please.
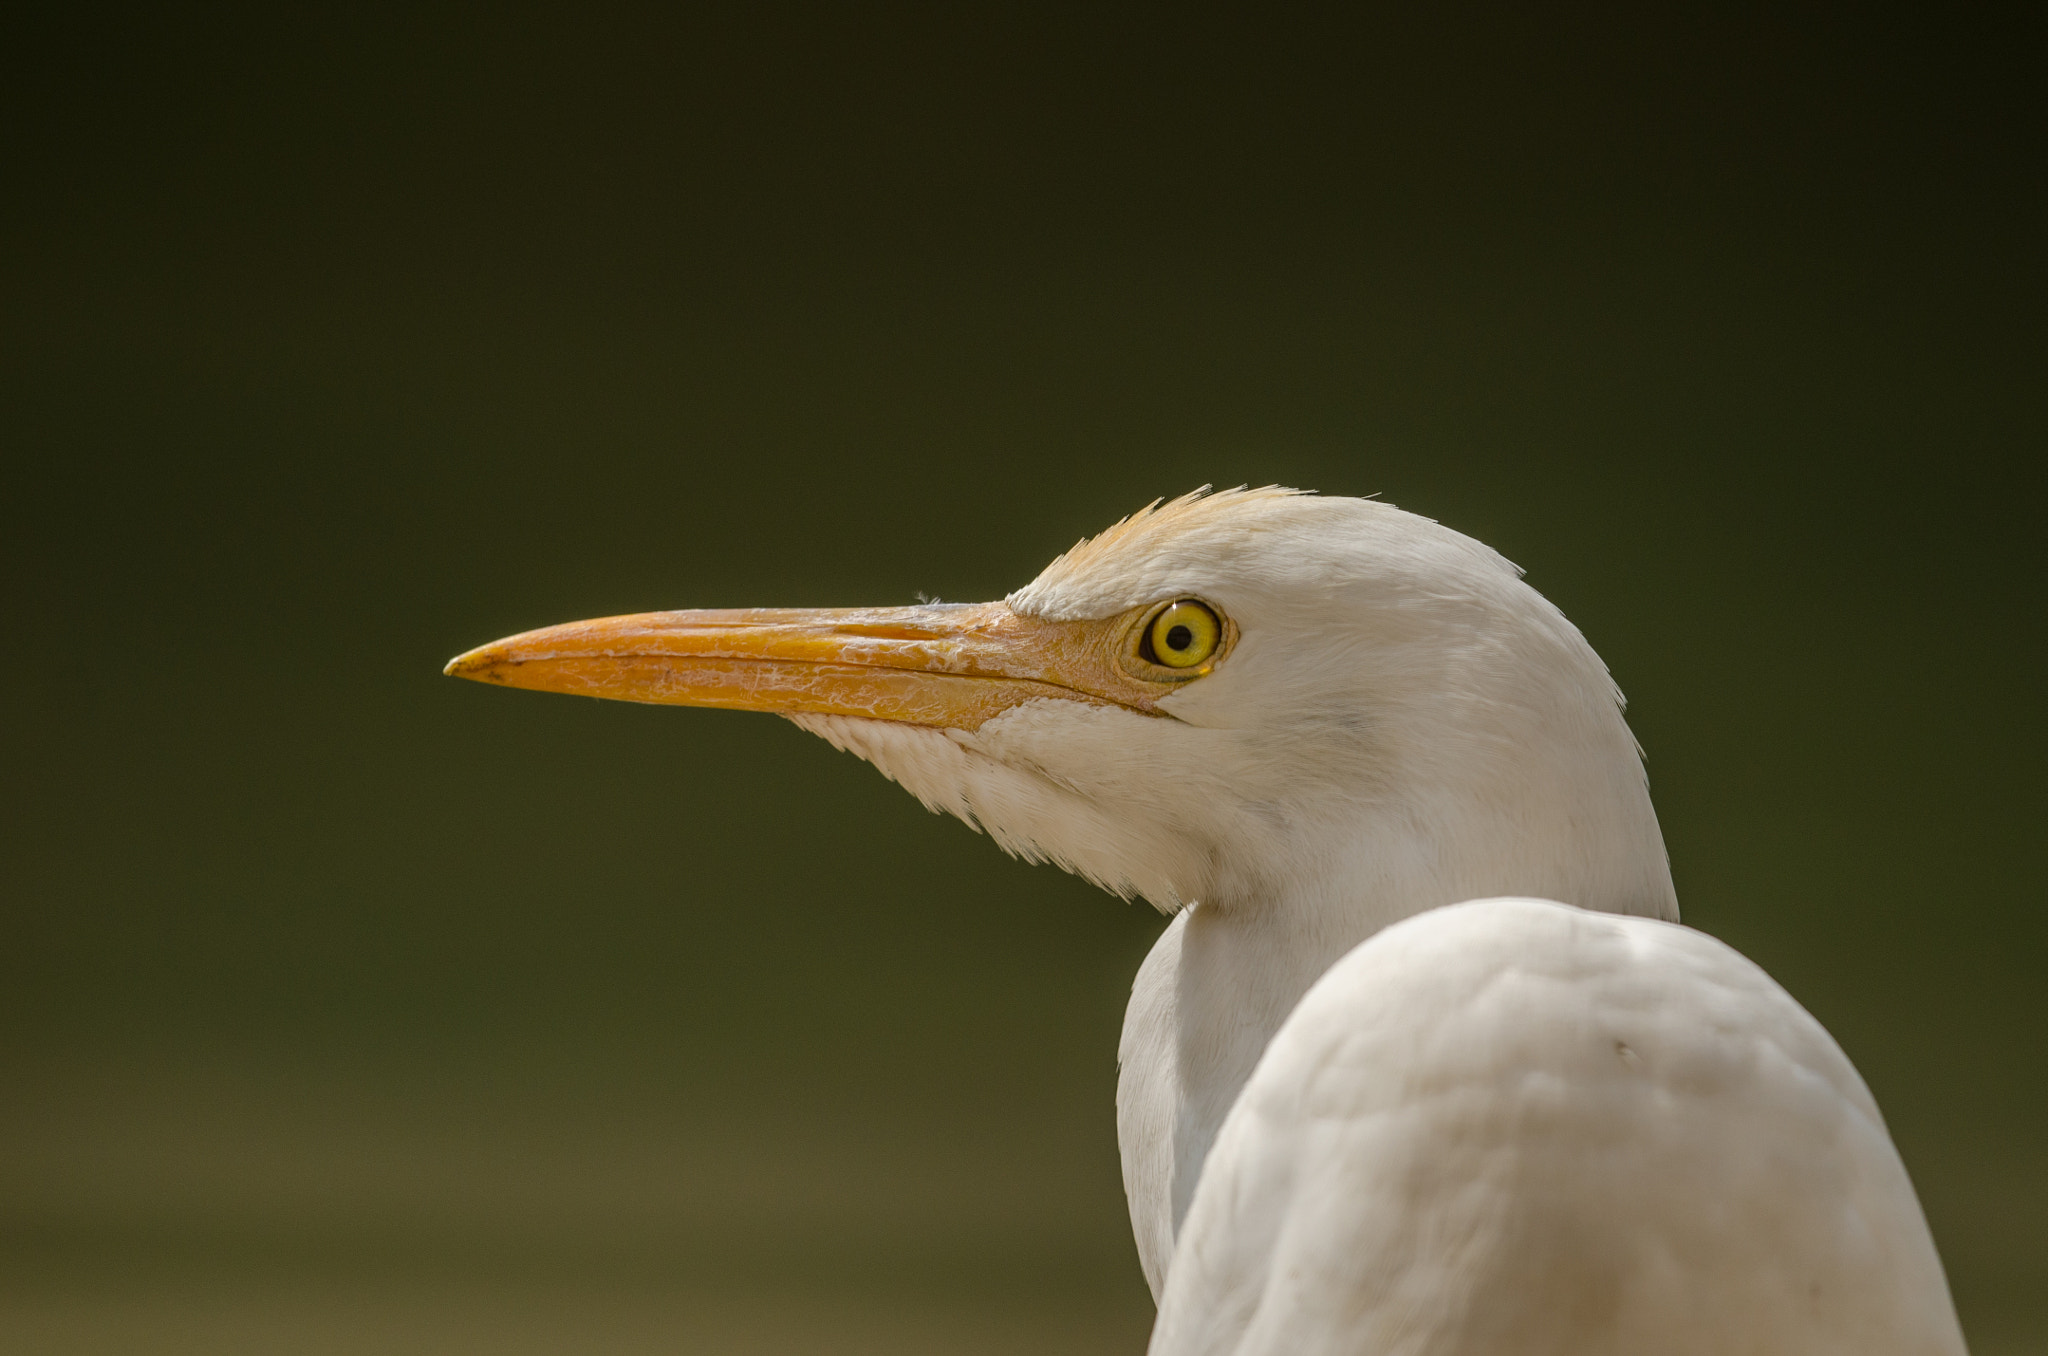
[784, 488, 1961, 1349]
[1151, 899, 1964, 1356]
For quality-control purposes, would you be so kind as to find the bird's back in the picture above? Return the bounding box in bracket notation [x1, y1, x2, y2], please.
[1149, 898, 1966, 1356]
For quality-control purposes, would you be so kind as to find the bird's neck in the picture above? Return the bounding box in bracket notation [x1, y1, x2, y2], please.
[1162, 846, 1452, 1235]
[1138, 765, 1680, 1269]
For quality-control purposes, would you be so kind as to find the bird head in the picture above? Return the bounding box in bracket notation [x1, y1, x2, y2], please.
[447, 488, 1675, 925]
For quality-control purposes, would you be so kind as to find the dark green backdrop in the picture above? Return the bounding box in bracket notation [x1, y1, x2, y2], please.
[3, 7, 2041, 1353]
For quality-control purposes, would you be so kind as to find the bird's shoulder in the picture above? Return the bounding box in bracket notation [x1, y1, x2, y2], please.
[1151, 898, 1965, 1356]
[1268, 897, 1873, 1126]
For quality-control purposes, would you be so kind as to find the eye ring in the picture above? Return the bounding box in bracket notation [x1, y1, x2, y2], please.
[1143, 599, 1222, 670]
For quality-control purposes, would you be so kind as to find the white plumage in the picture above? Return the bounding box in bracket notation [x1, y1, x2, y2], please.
[450, 487, 1966, 1352]
[1152, 899, 1959, 1355]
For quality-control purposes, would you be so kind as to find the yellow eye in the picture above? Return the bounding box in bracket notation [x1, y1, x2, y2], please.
[1147, 600, 1222, 669]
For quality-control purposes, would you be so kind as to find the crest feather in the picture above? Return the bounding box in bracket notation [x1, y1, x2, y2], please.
[1023, 485, 1309, 601]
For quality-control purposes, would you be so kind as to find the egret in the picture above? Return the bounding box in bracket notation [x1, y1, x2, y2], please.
[447, 488, 1965, 1354]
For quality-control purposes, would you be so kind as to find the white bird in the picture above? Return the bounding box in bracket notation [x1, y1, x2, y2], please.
[447, 487, 1965, 1354]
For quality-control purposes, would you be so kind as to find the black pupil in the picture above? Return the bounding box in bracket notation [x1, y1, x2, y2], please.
[1165, 624, 1194, 652]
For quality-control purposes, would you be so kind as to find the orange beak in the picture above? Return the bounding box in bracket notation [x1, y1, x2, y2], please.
[443, 601, 1179, 732]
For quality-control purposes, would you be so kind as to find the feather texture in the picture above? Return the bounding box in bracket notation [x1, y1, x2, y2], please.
[780, 490, 1959, 1349]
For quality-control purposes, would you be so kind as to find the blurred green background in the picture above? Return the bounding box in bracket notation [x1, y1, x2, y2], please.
[1, 5, 2041, 1353]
